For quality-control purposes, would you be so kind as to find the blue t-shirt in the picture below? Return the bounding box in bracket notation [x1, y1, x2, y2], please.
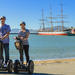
[18, 29, 30, 45]
[0, 24, 11, 44]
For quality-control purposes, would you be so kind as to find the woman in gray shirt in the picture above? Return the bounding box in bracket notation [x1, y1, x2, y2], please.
[17, 21, 30, 64]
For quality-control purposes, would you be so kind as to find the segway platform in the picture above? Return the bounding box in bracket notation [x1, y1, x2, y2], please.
[14, 60, 34, 74]
[0, 59, 13, 73]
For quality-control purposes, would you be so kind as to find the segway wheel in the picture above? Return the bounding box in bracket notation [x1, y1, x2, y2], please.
[8, 60, 13, 73]
[14, 60, 19, 73]
[28, 60, 34, 74]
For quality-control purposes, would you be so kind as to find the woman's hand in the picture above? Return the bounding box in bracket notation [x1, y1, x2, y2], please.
[23, 38, 28, 40]
[13, 37, 17, 40]
[20, 37, 24, 40]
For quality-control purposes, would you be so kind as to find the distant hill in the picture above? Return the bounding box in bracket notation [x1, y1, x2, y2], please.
[38, 26, 69, 32]
[11, 26, 69, 34]
[11, 29, 38, 34]
[10, 29, 20, 34]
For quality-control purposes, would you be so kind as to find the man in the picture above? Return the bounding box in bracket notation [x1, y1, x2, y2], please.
[0, 16, 11, 64]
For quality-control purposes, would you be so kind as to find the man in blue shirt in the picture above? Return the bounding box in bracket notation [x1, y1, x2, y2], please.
[0, 16, 11, 64]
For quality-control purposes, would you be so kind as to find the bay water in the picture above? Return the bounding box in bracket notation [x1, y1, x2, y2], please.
[7, 34, 75, 61]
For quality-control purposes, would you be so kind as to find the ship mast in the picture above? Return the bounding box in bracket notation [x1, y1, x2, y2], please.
[40, 9, 45, 30]
[61, 3, 64, 31]
[47, 8, 57, 32]
[57, 2, 67, 31]
[49, 8, 53, 32]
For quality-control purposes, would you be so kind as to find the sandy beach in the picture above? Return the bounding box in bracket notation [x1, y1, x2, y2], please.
[34, 58, 75, 75]
[0, 58, 74, 75]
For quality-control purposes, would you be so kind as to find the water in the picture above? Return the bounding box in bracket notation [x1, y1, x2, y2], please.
[8, 34, 75, 61]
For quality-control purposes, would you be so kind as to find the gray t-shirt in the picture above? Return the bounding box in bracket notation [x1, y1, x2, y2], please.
[18, 29, 30, 45]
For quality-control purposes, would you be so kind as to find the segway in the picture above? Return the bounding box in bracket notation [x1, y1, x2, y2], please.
[14, 37, 34, 74]
[0, 40, 13, 73]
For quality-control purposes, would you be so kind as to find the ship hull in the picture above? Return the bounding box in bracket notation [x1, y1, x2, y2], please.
[38, 32, 68, 35]
[67, 33, 75, 36]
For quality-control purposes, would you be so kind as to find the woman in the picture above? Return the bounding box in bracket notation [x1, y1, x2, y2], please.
[15, 21, 30, 64]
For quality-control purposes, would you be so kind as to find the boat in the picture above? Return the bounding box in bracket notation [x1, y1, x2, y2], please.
[38, 31, 68, 35]
[67, 29, 75, 36]
[38, 3, 70, 36]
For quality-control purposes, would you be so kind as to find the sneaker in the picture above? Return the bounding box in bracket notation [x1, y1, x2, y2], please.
[20, 61, 23, 65]
[26, 63, 28, 67]
[4, 64, 7, 68]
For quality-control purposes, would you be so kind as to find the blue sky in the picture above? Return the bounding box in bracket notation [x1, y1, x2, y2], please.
[0, 0, 75, 29]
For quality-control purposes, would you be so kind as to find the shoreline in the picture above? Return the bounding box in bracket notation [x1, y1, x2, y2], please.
[24, 58, 75, 65]
[33, 58, 75, 64]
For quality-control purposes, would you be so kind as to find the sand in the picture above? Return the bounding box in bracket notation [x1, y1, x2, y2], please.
[0, 58, 75, 75]
[34, 58, 75, 75]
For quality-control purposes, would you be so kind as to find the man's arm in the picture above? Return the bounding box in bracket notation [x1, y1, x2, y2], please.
[2, 25, 11, 40]
[2, 32, 10, 40]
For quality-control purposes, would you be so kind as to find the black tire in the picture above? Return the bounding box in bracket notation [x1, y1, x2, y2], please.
[8, 60, 13, 73]
[14, 60, 19, 73]
[28, 60, 34, 74]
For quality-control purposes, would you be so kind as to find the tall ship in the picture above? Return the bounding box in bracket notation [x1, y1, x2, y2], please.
[38, 4, 70, 35]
